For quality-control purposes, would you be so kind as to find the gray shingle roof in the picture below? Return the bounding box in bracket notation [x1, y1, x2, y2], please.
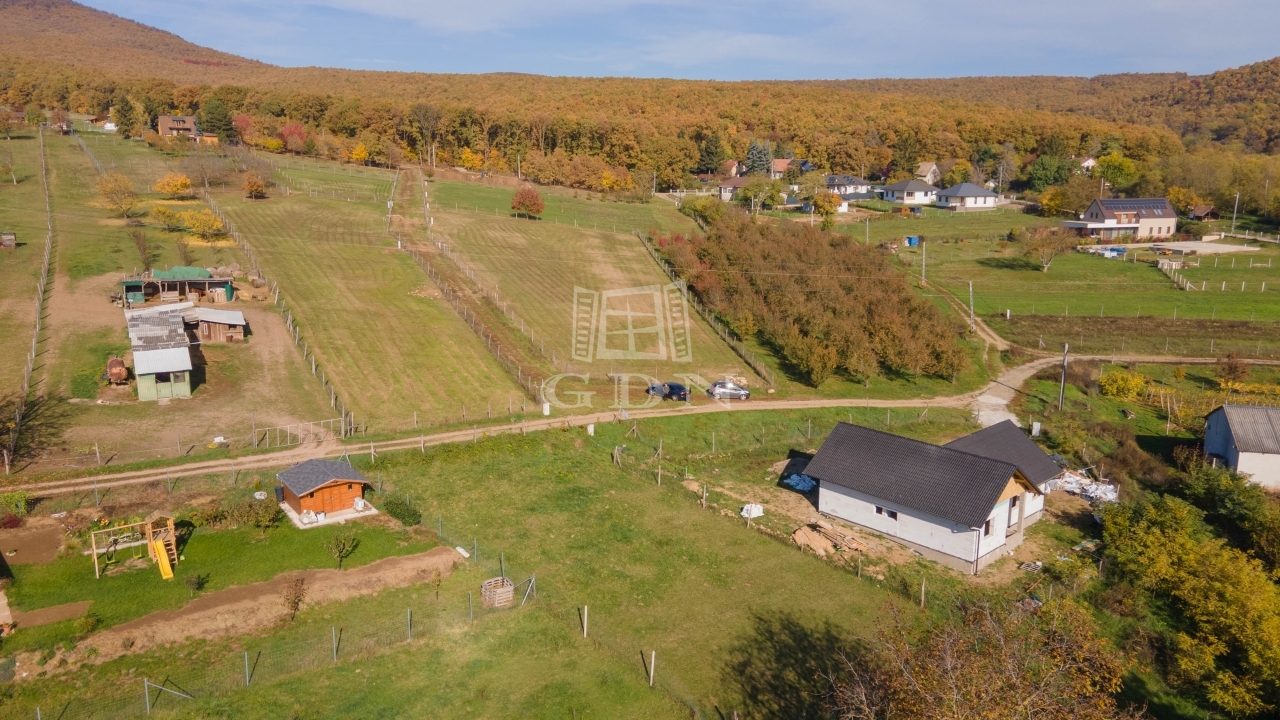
[806, 423, 1019, 529]
[881, 179, 939, 193]
[1215, 405, 1280, 454]
[277, 459, 369, 496]
[938, 182, 998, 198]
[943, 420, 1061, 487]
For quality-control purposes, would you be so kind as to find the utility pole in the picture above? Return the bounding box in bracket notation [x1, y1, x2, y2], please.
[865, 216, 870, 245]
[1232, 191, 1241, 234]
[1058, 344, 1069, 411]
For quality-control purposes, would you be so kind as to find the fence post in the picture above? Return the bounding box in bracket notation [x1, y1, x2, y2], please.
[331, 626, 337, 662]
[407, 608, 413, 641]
[244, 651, 250, 686]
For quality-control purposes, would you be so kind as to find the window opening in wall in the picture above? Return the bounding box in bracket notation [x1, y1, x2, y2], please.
[983, 520, 992, 536]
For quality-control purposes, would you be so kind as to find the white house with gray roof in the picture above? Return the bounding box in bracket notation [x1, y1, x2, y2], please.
[1205, 405, 1280, 489]
[936, 182, 999, 211]
[805, 421, 1061, 574]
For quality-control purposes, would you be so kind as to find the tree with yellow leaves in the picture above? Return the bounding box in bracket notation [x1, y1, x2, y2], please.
[151, 206, 182, 231]
[243, 172, 267, 200]
[177, 209, 224, 239]
[812, 191, 843, 230]
[459, 147, 484, 171]
[152, 173, 192, 199]
[96, 172, 137, 217]
[1166, 186, 1203, 216]
[350, 142, 369, 165]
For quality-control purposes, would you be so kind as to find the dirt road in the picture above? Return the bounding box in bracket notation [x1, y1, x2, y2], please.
[8, 354, 1273, 498]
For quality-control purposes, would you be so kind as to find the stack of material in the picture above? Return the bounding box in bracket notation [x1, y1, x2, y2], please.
[792, 519, 867, 556]
[740, 504, 764, 519]
[1057, 470, 1118, 505]
[783, 474, 817, 492]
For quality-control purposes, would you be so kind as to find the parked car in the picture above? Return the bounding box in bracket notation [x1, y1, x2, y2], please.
[646, 382, 689, 402]
[707, 381, 750, 400]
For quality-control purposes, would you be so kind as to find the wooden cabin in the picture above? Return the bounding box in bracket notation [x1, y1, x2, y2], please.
[277, 459, 370, 517]
[196, 307, 246, 342]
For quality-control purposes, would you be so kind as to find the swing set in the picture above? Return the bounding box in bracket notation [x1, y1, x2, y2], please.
[89, 511, 180, 580]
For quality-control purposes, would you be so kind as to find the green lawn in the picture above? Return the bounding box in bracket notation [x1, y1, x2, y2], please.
[0, 130, 49, 396]
[2, 407, 979, 718]
[757, 202, 1056, 244]
[210, 178, 525, 431]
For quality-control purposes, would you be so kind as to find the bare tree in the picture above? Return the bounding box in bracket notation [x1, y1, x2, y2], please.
[1023, 231, 1078, 272]
[324, 531, 358, 569]
[127, 228, 156, 271]
[280, 577, 307, 621]
[181, 151, 230, 188]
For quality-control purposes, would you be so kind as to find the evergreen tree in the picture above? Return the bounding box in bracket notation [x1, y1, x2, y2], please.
[744, 139, 772, 175]
[113, 98, 140, 138]
[696, 134, 728, 174]
[200, 98, 235, 142]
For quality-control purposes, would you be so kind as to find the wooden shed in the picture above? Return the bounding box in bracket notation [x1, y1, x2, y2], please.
[195, 307, 246, 343]
[277, 459, 370, 516]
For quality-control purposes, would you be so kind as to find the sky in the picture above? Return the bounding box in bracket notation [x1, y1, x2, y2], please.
[83, 0, 1280, 80]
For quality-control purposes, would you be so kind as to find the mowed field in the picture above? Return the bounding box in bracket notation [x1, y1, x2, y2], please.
[212, 166, 525, 432]
[2, 407, 966, 718]
[0, 129, 50, 398]
[763, 201, 1058, 244]
[924, 236, 1280, 356]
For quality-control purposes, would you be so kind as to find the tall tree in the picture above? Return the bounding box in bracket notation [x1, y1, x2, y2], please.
[199, 98, 235, 142]
[409, 102, 442, 163]
[745, 139, 772, 175]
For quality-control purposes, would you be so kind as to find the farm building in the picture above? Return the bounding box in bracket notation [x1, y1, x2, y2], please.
[125, 303, 194, 401]
[278, 459, 370, 517]
[1190, 204, 1220, 221]
[1204, 405, 1280, 489]
[195, 307, 246, 342]
[157, 115, 198, 138]
[805, 421, 1061, 574]
[121, 266, 235, 305]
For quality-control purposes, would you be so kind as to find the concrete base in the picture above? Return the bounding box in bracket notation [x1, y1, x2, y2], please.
[821, 511, 1028, 575]
[280, 502, 378, 530]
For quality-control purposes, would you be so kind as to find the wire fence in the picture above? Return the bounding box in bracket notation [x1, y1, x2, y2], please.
[1, 517, 536, 720]
[7, 127, 56, 475]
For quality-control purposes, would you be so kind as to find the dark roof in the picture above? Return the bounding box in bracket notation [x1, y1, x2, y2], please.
[277, 459, 369, 496]
[943, 420, 1061, 487]
[882, 179, 939, 193]
[827, 174, 869, 186]
[1091, 198, 1175, 219]
[1211, 405, 1280, 454]
[938, 182, 998, 198]
[1190, 204, 1218, 218]
[805, 423, 1019, 529]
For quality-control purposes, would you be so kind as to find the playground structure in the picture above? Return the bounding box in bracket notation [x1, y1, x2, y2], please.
[89, 511, 179, 580]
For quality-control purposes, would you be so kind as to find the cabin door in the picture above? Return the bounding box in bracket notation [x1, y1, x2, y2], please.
[156, 373, 173, 399]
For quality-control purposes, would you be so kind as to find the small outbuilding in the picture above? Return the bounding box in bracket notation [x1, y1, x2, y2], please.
[1190, 204, 1220, 221]
[195, 307, 247, 342]
[1205, 405, 1280, 489]
[278, 459, 370, 517]
[134, 348, 192, 400]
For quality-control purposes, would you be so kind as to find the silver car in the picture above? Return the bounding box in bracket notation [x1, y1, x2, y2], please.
[707, 381, 750, 400]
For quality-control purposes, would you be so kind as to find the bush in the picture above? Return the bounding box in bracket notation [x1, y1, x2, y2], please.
[73, 613, 100, 637]
[382, 495, 421, 526]
[0, 513, 22, 529]
[1099, 370, 1147, 400]
[0, 491, 29, 517]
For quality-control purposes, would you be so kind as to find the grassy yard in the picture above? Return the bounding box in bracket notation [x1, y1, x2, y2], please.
[2, 407, 984, 718]
[758, 202, 1056, 244]
[0, 129, 49, 396]
[210, 172, 526, 431]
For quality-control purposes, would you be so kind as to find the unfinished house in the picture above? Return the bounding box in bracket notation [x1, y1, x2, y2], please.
[126, 302, 194, 401]
[806, 421, 1061, 574]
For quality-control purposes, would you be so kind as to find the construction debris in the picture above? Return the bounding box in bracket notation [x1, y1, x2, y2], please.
[1071, 539, 1101, 553]
[792, 519, 867, 556]
[1056, 470, 1118, 505]
[1019, 561, 1043, 573]
[740, 504, 764, 520]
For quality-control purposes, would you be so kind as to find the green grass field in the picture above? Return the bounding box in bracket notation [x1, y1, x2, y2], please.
[758, 202, 1057, 244]
[3, 407, 978, 718]
[211, 173, 525, 431]
[0, 130, 50, 396]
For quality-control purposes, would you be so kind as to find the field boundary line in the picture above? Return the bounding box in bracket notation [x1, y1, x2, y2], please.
[7, 126, 57, 472]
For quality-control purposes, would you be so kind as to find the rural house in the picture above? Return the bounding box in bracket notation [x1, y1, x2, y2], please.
[915, 161, 941, 185]
[826, 175, 871, 195]
[717, 176, 752, 201]
[1204, 405, 1280, 489]
[880, 179, 939, 205]
[806, 421, 1060, 574]
[936, 182, 999, 211]
[278, 459, 371, 518]
[157, 115, 198, 138]
[195, 307, 247, 343]
[125, 303, 194, 401]
[1060, 198, 1177, 240]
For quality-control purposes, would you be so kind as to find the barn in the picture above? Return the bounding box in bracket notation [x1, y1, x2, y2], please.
[196, 307, 246, 342]
[278, 459, 370, 518]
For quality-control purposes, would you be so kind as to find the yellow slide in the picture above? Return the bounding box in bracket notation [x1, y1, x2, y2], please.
[153, 540, 174, 580]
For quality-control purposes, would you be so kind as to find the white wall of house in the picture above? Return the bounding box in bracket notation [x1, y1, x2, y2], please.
[978, 500, 1011, 558]
[1236, 452, 1280, 490]
[818, 483, 982, 562]
[886, 190, 936, 205]
[1024, 490, 1046, 518]
[1204, 411, 1235, 461]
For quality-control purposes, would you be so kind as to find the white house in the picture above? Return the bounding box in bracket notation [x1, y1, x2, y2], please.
[806, 420, 1061, 574]
[915, 161, 941, 185]
[881, 179, 938, 205]
[826, 174, 871, 195]
[717, 176, 751, 202]
[1060, 198, 1177, 240]
[1204, 405, 1280, 489]
[936, 182, 999, 211]
[1079, 157, 1097, 175]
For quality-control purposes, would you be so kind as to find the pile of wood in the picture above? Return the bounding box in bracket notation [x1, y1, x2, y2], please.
[792, 519, 866, 557]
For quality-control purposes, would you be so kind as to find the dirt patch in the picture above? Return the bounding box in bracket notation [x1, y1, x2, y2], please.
[0, 526, 64, 565]
[12, 600, 90, 628]
[19, 546, 463, 677]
